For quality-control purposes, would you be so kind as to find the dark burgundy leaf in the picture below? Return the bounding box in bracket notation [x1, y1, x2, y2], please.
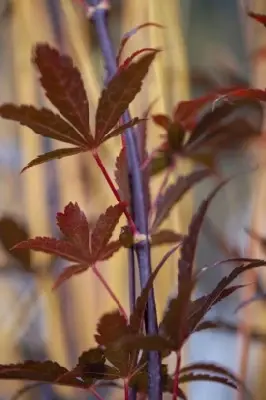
[150, 230, 183, 246]
[0, 217, 32, 272]
[0, 105, 88, 147]
[114, 147, 130, 204]
[33, 44, 91, 140]
[180, 362, 251, 397]
[21, 147, 83, 172]
[91, 203, 124, 260]
[95, 50, 159, 141]
[151, 169, 211, 232]
[188, 260, 266, 334]
[95, 310, 129, 347]
[0, 360, 85, 388]
[120, 48, 160, 70]
[119, 334, 172, 355]
[179, 372, 236, 390]
[129, 243, 181, 334]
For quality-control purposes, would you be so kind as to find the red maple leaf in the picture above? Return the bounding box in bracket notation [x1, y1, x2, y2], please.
[13, 202, 125, 288]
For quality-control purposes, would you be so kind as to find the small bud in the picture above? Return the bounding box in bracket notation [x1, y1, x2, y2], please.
[119, 226, 134, 248]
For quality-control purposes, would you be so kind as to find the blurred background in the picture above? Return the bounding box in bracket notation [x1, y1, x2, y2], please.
[1, 0, 266, 399]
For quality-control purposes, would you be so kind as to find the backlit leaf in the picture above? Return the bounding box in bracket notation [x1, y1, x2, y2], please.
[0, 105, 88, 147]
[13, 237, 87, 264]
[0, 217, 32, 272]
[150, 230, 183, 246]
[151, 169, 210, 232]
[33, 44, 91, 139]
[21, 147, 83, 172]
[95, 50, 159, 141]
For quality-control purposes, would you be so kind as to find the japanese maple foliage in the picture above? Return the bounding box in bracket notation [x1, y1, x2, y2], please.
[0, 4, 266, 400]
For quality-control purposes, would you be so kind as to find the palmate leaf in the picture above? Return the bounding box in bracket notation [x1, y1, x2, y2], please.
[33, 44, 91, 139]
[13, 202, 124, 288]
[95, 49, 159, 142]
[151, 169, 211, 232]
[77, 348, 119, 381]
[102, 117, 145, 143]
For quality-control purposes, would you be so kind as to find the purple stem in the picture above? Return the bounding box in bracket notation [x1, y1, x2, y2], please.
[86, 1, 161, 399]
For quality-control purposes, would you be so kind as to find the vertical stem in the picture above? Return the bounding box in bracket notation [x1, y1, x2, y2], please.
[172, 352, 181, 400]
[124, 379, 130, 400]
[86, 2, 161, 398]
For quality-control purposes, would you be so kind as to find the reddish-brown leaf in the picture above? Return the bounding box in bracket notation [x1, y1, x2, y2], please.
[100, 240, 122, 260]
[33, 44, 91, 140]
[95, 310, 129, 346]
[13, 237, 87, 264]
[21, 147, 83, 172]
[152, 114, 172, 131]
[95, 50, 159, 141]
[0, 105, 88, 147]
[114, 147, 130, 204]
[56, 202, 91, 248]
[150, 230, 183, 246]
[0, 360, 85, 388]
[91, 204, 125, 260]
[151, 169, 210, 232]
[248, 11, 266, 27]
[0, 217, 32, 272]
[129, 243, 181, 334]
[116, 22, 163, 66]
[101, 117, 145, 145]
[53, 264, 87, 289]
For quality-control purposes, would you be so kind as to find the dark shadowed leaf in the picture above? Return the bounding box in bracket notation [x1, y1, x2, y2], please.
[0, 217, 32, 272]
[179, 373, 236, 390]
[150, 230, 183, 246]
[0, 360, 86, 388]
[76, 348, 119, 381]
[95, 310, 129, 346]
[95, 50, 159, 141]
[121, 48, 160, 70]
[0, 105, 89, 147]
[116, 23, 163, 66]
[151, 169, 211, 232]
[180, 362, 251, 397]
[248, 11, 266, 27]
[114, 148, 130, 203]
[120, 334, 172, 355]
[33, 44, 91, 139]
[21, 147, 83, 172]
[186, 100, 263, 152]
[188, 260, 266, 335]
[101, 117, 145, 144]
[129, 243, 181, 333]
[150, 152, 172, 176]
